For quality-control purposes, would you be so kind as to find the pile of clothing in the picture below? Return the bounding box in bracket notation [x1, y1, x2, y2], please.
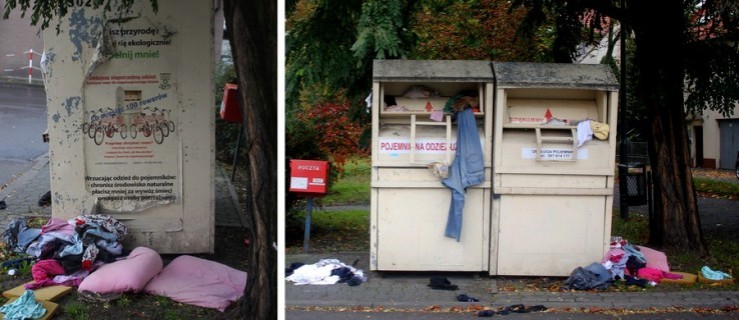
[3, 215, 129, 289]
[601, 236, 683, 284]
[565, 237, 685, 290]
[285, 259, 367, 286]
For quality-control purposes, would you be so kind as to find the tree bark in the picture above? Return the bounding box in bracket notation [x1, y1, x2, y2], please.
[630, 1, 708, 255]
[222, 0, 278, 319]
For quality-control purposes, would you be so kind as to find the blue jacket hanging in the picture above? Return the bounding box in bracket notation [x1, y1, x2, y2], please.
[442, 107, 484, 241]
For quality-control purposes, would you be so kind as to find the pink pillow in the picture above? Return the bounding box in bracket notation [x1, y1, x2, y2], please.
[143, 255, 247, 312]
[78, 246, 163, 293]
[636, 245, 670, 272]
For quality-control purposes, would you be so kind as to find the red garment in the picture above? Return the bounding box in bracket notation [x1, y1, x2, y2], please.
[31, 259, 66, 282]
[602, 248, 626, 264]
[609, 253, 624, 263]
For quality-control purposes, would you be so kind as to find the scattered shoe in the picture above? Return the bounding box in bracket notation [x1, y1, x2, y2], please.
[0, 200, 5, 210]
[38, 191, 51, 207]
[477, 310, 496, 317]
[428, 276, 458, 290]
[525, 305, 547, 312]
[456, 294, 479, 302]
[502, 304, 526, 313]
[478, 304, 547, 317]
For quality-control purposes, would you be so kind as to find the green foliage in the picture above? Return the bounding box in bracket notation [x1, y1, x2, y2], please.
[286, 100, 368, 212]
[321, 157, 370, 206]
[683, 0, 739, 118]
[693, 177, 739, 199]
[15, 259, 33, 276]
[286, 209, 369, 253]
[511, 0, 608, 62]
[64, 301, 92, 320]
[351, 0, 407, 61]
[154, 295, 173, 307]
[285, 110, 329, 213]
[286, 1, 366, 115]
[684, 39, 739, 118]
[297, 100, 368, 167]
[3, 0, 158, 31]
[611, 214, 650, 244]
[115, 294, 132, 307]
[410, 0, 553, 62]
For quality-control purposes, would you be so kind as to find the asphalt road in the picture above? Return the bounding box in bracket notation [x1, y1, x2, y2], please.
[285, 310, 737, 319]
[0, 83, 47, 187]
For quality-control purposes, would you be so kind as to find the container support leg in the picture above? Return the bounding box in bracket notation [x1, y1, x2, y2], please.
[231, 125, 243, 180]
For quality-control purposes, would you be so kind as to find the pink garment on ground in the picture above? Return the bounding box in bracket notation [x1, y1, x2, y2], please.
[78, 246, 162, 294]
[25, 277, 83, 290]
[31, 259, 66, 282]
[26, 268, 91, 290]
[636, 245, 670, 272]
[637, 267, 664, 281]
[143, 255, 247, 312]
[41, 217, 75, 235]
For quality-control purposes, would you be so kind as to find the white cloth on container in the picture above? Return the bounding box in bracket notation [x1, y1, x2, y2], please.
[286, 259, 367, 285]
[577, 120, 593, 147]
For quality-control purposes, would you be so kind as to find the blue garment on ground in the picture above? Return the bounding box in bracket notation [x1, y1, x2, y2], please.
[2, 217, 41, 253]
[0, 290, 46, 320]
[442, 108, 484, 241]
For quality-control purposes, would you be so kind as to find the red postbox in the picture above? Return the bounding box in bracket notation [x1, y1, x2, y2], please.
[220, 83, 242, 123]
[289, 159, 329, 196]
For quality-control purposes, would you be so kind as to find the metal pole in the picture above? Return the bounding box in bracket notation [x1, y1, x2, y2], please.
[28, 49, 33, 84]
[230, 125, 243, 180]
[303, 197, 313, 253]
[618, 0, 629, 220]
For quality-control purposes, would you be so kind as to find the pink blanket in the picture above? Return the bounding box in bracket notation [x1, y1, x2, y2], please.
[144, 255, 247, 312]
[78, 246, 162, 293]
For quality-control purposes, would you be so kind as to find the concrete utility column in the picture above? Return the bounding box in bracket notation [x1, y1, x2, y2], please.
[43, 1, 215, 253]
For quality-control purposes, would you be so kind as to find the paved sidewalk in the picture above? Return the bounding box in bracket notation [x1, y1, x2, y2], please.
[286, 252, 738, 310]
[288, 190, 738, 311]
[0, 153, 51, 228]
[0, 153, 246, 231]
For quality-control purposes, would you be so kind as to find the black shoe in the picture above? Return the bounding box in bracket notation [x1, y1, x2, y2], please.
[477, 310, 496, 317]
[38, 191, 51, 206]
[456, 294, 479, 302]
[428, 276, 459, 290]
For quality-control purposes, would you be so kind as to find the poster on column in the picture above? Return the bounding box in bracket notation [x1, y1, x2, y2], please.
[82, 17, 180, 212]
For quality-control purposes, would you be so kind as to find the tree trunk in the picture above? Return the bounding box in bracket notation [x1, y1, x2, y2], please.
[223, 0, 278, 319]
[630, 1, 708, 255]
